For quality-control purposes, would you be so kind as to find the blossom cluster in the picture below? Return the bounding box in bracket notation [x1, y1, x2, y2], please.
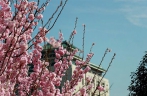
[0, 0, 105, 96]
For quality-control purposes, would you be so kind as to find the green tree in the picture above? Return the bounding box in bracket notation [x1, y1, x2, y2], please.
[128, 52, 147, 96]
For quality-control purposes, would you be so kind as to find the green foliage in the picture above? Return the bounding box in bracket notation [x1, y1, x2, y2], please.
[128, 52, 147, 96]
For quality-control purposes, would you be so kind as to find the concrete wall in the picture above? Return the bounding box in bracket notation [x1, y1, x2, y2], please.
[71, 64, 110, 96]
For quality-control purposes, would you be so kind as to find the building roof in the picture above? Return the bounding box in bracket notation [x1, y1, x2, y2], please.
[62, 40, 81, 50]
[89, 62, 106, 73]
[43, 40, 106, 73]
[43, 43, 51, 50]
[43, 40, 80, 50]
[73, 55, 106, 73]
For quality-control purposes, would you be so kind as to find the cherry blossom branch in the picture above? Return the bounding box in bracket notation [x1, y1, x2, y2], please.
[82, 24, 86, 60]
[92, 53, 116, 96]
[68, 17, 78, 44]
[27, 0, 68, 49]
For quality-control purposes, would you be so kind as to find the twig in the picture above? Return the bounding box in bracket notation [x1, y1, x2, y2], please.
[82, 24, 86, 60]
[68, 17, 78, 43]
[89, 43, 95, 53]
[48, 0, 68, 31]
[100, 83, 113, 95]
[27, 0, 68, 49]
[92, 53, 116, 96]
[99, 48, 109, 67]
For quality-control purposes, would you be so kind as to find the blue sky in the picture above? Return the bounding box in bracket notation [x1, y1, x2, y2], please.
[40, 0, 147, 96]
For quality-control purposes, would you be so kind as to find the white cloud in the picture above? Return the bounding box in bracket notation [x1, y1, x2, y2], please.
[71, 6, 117, 15]
[115, 0, 146, 2]
[118, 2, 147, 27]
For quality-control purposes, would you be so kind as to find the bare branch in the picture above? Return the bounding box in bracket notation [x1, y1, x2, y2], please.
[82, 24, 86, 60]
[92, 53, 116, 96]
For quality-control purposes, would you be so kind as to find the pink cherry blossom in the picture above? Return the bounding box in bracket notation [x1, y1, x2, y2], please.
[97, 85, 105, 92]
[37, 14, 43, 19]
[0, 0, 113, 96]
[29, 14, 35, 20]
[72, 30, 77, 35]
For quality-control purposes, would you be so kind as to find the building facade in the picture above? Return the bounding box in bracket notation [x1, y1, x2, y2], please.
[41, 41, 110, 96]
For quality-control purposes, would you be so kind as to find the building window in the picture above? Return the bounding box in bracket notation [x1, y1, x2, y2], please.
[51, 61, 55, 66]
[87, 90, 91, 95]
[98, 73, 102, 76]
[72, 60, 76, 65]
[96, 81, 100, 89]
[49, 54, 55, 58]
[82, 78, 84, 85]
[92, 79, 95, 88]
[92, 71, 96, 74]
[101, 82, 105, 88]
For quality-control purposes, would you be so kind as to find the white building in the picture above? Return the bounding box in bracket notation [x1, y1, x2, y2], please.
[42, 41, 110, 96]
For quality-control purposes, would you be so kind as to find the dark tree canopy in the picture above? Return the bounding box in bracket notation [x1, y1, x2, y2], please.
[128, 52, 147, 96]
